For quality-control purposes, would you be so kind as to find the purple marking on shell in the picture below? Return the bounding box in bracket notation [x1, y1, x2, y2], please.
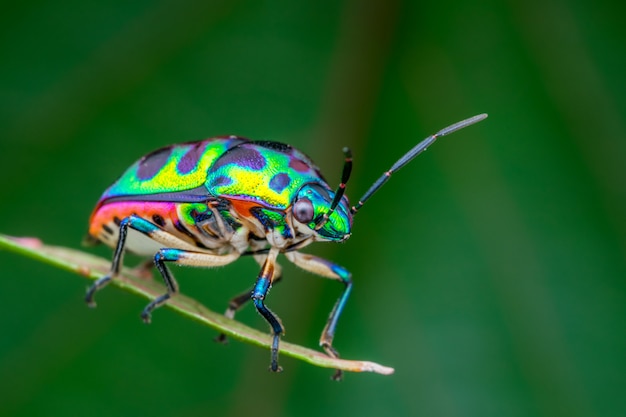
[212, 146, 266, 171]
[269, 173, 291, 193]
[210, 175, 233, 187]
[137, 147, 173, 180]
[289, 158, 310, 173]
[177, 142, 206, 174]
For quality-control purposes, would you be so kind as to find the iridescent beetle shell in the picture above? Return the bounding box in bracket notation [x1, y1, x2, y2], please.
[85, 114, 487, 379]
[89, 136, 352, 256]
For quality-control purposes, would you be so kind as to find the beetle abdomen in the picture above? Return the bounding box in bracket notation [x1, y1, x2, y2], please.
[89, 200, 236, 255]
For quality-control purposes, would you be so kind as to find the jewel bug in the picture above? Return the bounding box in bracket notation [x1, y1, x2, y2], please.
[85, 113, 487, 379]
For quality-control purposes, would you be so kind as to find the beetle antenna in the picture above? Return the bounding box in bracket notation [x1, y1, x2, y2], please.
[350, 113, 488, 215]
[315, 147, 353, 230]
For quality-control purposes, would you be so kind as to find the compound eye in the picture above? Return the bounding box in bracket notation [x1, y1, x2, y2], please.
[293, 198, 315, 224]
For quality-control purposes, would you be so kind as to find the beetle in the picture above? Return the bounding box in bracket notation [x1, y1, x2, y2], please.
[85, 113, 487, 379]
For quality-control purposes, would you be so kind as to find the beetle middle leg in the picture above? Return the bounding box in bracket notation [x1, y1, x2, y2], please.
[215, 256, 283, 344]
[285, 251, 352, 380]
[141, 248, 239, 323]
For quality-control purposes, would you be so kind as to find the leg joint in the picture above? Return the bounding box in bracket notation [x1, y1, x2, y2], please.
[154, 248, 182, 263]
[252, 276, 271, 300]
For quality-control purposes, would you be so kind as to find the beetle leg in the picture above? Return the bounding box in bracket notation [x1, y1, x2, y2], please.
[85, 216, 133, 307]
[140, 248, 180, 323]
[86, 215, 239, 316]
[140, 248, 239, 323]
[213, 290, 255, 344]
[215, 257, 283, 344]
[285, 251, 352, 381]
[251, 247, 284, 372]
[87, 215, 196, 306]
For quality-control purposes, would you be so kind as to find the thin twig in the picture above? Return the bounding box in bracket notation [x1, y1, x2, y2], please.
[0, 234, 394, 376]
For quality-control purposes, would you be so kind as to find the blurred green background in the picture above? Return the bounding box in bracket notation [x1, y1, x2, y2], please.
[1, 1, 624, 416]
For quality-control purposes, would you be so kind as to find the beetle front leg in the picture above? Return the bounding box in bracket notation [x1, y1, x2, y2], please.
[285, 251, 352, 380]
[251, 248, 284, 372]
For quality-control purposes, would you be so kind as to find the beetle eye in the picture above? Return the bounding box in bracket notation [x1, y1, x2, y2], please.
[293, 198, 315, 224]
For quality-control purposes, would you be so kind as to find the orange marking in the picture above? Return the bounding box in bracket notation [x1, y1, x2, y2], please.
[88, 201, 179, 237]
[228, 198, 262, 217]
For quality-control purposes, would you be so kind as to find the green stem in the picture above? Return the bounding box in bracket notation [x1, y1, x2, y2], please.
[0, 234, 393, 376]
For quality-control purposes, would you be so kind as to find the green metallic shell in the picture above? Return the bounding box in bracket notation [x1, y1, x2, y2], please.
[205, 141, 325, 209]
[99, 138, 326, 212]
[101, 137, 245, 202]
[91, 135, 352, 257]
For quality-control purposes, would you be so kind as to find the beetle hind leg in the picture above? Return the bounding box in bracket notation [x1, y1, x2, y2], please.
[85, 216, 134, 307]
[86, 214, 239, 323]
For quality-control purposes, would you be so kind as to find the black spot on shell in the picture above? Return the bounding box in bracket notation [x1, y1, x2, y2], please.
[219, 208, 242, 230]
[216, 200, 231, 211]
[254, 141, 292, 153]
[113, 216, 122, 226]
[269, 173, 291, 193]
[177, 142, 206, 174]
[174, 221, 197, 241]
[102, 224, 113, 235]
[137, 147, 173, 180]
[195, 241, 209, 249]
[249, 207, 273, 232]
[211, 146, 266, 171]
[247, 232, 266, 241]
[152, 214, 165, 227]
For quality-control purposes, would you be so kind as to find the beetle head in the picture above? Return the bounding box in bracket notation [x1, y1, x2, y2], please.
[291, 183, 352, 242]
[291, 114, 490, 245]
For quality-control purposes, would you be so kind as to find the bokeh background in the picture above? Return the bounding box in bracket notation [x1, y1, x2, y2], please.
[1, 1, 624, 416]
